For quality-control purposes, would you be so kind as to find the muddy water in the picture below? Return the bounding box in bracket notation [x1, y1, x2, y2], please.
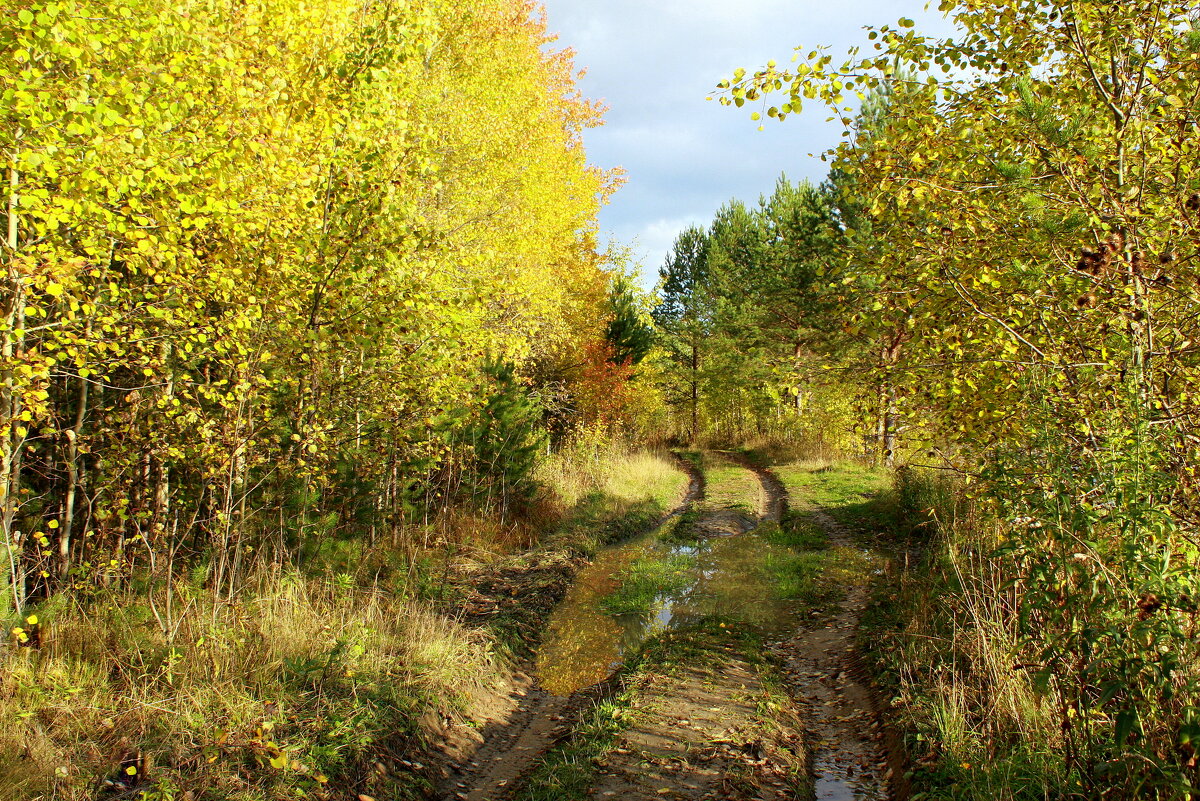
[534, 531, 662, 696]
[533, 457, 893, 801]
[535, 525, 809, 696]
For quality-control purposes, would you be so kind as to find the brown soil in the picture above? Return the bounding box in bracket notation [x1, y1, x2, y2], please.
[588, 639, 807, 801]
[437, 674, 571, 801]
[581, 458, 808, 800]
[773, 509, 890, 800]
[691, 507, 757, 537]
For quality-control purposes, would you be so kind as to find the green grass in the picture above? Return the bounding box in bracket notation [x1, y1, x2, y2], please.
[772, 459, 886, 504]
[600, 550, 694, 616]
[701, 451, 761, 511]
[514, 692, 635, 801]
[656, 508, 701, 545]
[762, 510, 829, 549]
[747, 453, 896, 537]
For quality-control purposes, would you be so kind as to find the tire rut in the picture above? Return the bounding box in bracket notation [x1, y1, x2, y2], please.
[434, 456, 704, 801]
[773, 506, 890, 800]
[584, 455, 807, 801]
[725, 452, 895, 799]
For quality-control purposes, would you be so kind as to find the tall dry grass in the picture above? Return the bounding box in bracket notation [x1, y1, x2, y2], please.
[536, 427, 688, 513]
[0, 436, 693, 800]
[1, 570, 500, 800]
[877, 469, 1066, 798]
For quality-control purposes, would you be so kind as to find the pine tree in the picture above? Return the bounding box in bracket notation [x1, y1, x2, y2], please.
[605, 274, 654, 367]
[653, 227, 711, 443]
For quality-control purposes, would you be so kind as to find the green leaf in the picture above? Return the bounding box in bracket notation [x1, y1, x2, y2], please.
[1115, 710, 1138, 744]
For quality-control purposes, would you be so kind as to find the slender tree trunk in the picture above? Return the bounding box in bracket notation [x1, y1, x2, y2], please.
[793, 338, 805, 415]
[875, 376, 887, 468]
[875, 339, 892, 468]
[883, 380, 897, 470]
[153, 342, 174, 544]
[60, 374, 89, 576]
[689, 336, 699, 444]
[2, 163, 26, 614]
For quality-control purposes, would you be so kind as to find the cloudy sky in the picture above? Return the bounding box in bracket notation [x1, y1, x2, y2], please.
[537, 0, 959, 282]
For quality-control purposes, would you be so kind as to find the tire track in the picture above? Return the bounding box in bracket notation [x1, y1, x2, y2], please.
[434, 457, 704, 801]
[725, 451, 894, 799]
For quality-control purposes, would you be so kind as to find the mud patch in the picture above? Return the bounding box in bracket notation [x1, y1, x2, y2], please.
[432, 459, 703, 800]
[773, 508, 891, 800]
[524, 626, 808, 801]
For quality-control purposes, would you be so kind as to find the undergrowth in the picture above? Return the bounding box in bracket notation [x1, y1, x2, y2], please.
[0, 444, 689, 801]
[1, 573, 494, 801]
[859, 454, 1200, 800]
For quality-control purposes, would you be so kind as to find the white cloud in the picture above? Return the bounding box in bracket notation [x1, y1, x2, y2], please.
[540, 0, 960, 289]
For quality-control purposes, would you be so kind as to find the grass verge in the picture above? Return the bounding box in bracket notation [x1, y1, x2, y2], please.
[1, 574, 494, 801]
[854, 468, 1069, 800]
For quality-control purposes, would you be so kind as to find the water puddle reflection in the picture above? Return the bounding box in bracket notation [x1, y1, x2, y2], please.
[814, 758, 886, 801]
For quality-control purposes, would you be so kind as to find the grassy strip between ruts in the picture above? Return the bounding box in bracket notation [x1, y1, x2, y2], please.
[515, 621, 808, 801]
[693, 450, 762, 512]
[598, 550, 694, 617]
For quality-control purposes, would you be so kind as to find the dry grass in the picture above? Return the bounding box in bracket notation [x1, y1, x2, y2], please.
[0, 440, 691, 800]
[0, 571, 502, 800]
[536, 431, 687, 513]
[873, 470, 1067, 797]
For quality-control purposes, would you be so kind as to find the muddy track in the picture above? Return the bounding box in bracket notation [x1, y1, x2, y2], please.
[773, 505, 890, 800]
[582, 454, 808, 801]
[586, 637, 808, 801]
[433, 457, 704, 801]
[720, 450, 787, 522]
[726, 452, 896, 799]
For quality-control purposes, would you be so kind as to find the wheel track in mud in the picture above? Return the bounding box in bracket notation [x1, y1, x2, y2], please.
[433, 454, 705, 801]
[581, 452, 808, 801]
[437, 453, 905, 801]
[726, 450, 902, 799]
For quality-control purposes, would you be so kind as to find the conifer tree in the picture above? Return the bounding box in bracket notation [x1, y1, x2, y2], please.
[653, 227, 711, 443]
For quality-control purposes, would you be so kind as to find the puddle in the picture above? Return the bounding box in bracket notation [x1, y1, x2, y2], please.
[534, 532, 662, 696]
[814, 758, 887, 800]
[535, 523, 807, 696]
[533, 460, 894, 800]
